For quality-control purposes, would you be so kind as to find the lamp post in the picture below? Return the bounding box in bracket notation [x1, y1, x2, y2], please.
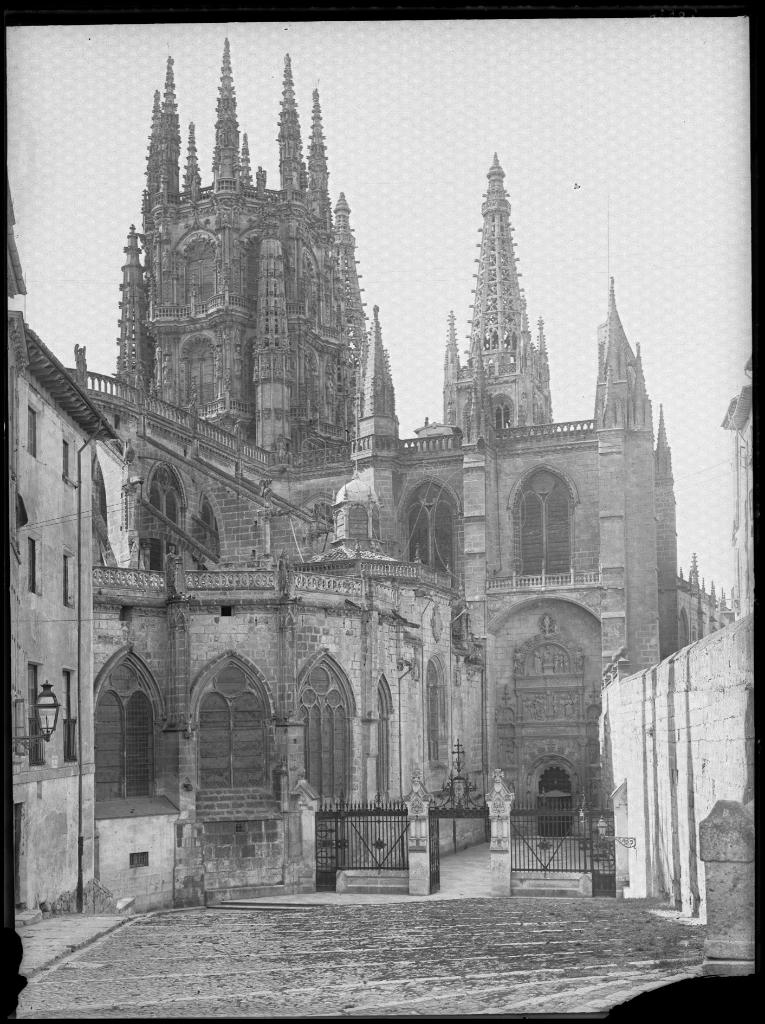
[14, 681, 60, 749]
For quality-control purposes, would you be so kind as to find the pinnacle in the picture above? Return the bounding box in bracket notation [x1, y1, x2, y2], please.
[336, 192, 349, 210]
[488, 152, 505, 178]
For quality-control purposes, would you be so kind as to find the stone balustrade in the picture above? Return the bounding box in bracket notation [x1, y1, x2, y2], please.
[184, 570, 276, 591]
[291, 571, 363, 597]
[497, 419, 596, 441]
[398, 434, 461, 455]
[487, 570, 600, 593]
[92, 567, 166, 592]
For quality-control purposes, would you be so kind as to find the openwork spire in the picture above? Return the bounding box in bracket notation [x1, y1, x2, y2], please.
[334, 192, 366, 357]
[655, 404, 673, 479]
[278, 54, 307, 191]
[159, 57, 181, 195]
[689, 552, 700, 589]
[240, 132, 253, 187]
[595, 277, 652, 431]
[116, 225, 148, 387]
[360, 305, 395, 420]
[213, 38, 240, 184]
[308, 88, 331, 229]
[183, 122, 201, 196]
[146, 89, 162, 199]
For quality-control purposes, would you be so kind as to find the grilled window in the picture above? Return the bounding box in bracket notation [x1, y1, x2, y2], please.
[63, 670, 77, 762]
[129, 851, 149, 868]
[62, 439, 70, 477]
[95, 671, 154, 801]
[62, 553, 73, 606]
[27, 664, 44, 767]
[28, 538, 37, 593]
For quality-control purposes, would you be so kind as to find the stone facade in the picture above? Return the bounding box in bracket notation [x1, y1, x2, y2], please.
[10, 42, 735, 910]
[600, 615, 753, 919]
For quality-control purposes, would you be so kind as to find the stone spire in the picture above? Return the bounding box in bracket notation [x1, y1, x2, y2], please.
[159, 57, 181, 196]
[689, 552, 699, 589]
[183, 122, 201, 196]
[240, 132, 253, 188]
[334, 192, 366, 357]
[213, 38, 240, 186]
[360, 305, 395, 420]
[308, 89, 331, 229]
[278, 54, 307, 192]
[116, 225, 148, 387]
[443, 311, 460, 425]
[595, 278, 652, 431]
[146, 89, 162, 201]
[654, 404, 673, 479]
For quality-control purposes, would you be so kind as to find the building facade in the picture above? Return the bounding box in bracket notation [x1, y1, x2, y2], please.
[14, 42, 731, 909]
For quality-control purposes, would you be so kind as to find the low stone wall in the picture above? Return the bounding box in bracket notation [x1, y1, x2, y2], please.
[601, 615, 753, 919]
[438, 816, 487, 855]
[96, 813, 178, 912]
[200, 818, 284, 892]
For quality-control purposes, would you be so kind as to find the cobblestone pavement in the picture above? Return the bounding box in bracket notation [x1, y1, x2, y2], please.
[18, 897, 704, 1018]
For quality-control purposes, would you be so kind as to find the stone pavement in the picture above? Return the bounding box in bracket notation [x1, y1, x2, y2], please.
[16, 915, 128, 978]
[16, 845, 708, 1018]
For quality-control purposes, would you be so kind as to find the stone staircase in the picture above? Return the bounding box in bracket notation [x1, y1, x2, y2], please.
[510, 871, 592, 898]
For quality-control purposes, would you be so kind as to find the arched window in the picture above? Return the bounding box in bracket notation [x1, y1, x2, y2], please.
[514, 470, 572, 575]
[376, 677, 392, 798]
[494, 400, 513, 432]
[300, 662, 351, 800]
[198, 496, 220, 557]
[185, 240, 215, 302]
[183, 336, 215, 405]
[495, 406, 503, 432]
[426, 660, 446, 763]
[198, 663, 270, 789]
[406, 481, 456, 573]
[94, 663, 155, 801]
[147, 464, 184, 570]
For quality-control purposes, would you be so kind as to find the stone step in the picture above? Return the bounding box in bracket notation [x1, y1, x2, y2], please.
[336, 870, 409, 895]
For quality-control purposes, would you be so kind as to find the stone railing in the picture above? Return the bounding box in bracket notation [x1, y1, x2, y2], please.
[291, 571, 363, 597]
[86, 371, 142, 405]
[151, 291, 255, 321]
[184, 570, 276, 591]
[305, 558, 455, 591]
[497, 419, 596, 442]
[399, 434, 461, 455]
[92, 567, 166, 592]
[487, 570, 600, 593]
[351, 435, 398, 455]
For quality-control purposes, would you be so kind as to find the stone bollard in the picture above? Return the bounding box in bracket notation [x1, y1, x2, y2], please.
[404, 768, 433, 896]
[487, 769, 515, 896]
[698, 800, 754, 976]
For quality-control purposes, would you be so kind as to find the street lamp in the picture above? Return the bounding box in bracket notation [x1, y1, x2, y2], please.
[596, 815, 608, 839]
[14, 680, 60, 749]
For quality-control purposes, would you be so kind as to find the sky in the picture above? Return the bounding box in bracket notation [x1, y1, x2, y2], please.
[7, 18, 751, 598]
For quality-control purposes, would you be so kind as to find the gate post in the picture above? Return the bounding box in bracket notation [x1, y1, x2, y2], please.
[288, 775, 320, 892]
[404, 767, 432, 896]
[699, 800, 754, 975]
[487, 769, 515, 896]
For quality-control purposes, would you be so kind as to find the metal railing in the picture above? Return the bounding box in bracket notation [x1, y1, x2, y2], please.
[316, 799, 409, 891]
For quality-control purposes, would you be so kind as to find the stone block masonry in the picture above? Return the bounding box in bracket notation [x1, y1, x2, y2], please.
[601, 615, 753, 920]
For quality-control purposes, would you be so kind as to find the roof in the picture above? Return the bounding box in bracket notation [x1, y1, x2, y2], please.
[95, 796, 179, 820]
[334, 473, 379, 506]
[722, 385, 752, 430]
[307, 544, 397, 563]
[16, 319, 119, 440]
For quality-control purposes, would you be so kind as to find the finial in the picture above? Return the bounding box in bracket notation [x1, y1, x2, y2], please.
[241, 132, 253, 187]
[183, 122, 201, 194]
[488, 152, 505, 179]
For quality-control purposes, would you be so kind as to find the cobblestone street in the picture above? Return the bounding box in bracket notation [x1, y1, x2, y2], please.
[19, 896, 705, 1018]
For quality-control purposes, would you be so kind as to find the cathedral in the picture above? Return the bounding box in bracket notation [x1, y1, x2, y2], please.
[72, 41, 730, 906]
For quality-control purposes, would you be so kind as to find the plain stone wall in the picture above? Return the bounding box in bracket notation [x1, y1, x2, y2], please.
[438, 816, 487, 855]
[601, 615, 753, 919]
[96, 813, 178, 911]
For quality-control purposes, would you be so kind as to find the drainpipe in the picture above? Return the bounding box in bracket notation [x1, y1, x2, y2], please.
[75, 428, 109, 913]
[396, 658, 413, 800]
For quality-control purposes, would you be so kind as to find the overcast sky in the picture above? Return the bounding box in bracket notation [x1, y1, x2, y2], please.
[7, 18, 750, 598]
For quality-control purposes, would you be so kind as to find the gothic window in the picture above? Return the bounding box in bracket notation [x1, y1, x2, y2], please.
[185, 240, 215, 302]
[147, 464, 184, 570]
[426, 660, 447, 763]
[406, 481, 456, 573]
[376, 677, 392, 798]
[300, 662, 351, 800]
[94, 665, 155, 801]
[371, 507, 381, 544]
[514, 470, 572, 575]
[198, 664, 270, 789]
[92, 458, 108, 524]
[198, 496, 220, 557]
[494, 399, 513, 432]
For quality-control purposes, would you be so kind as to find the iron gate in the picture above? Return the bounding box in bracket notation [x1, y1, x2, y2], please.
[315, 799, 409, 892]
[428, 806, 440, 893]
[509, 801, 617, 896]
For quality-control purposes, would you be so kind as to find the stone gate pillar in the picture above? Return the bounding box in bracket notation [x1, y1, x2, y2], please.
[404, 767, 432, 896]
[286, 775, 320, 892]
[699, 800, 754, 976]
[487, 769, 515, 896]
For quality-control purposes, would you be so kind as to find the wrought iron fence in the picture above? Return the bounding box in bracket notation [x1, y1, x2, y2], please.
[428, 806, 440, 893]
[508, 803, 617, 891]
[315, 798, 409, 891]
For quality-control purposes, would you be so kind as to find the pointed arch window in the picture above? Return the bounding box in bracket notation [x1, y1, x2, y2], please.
[198, 496, 220, 557]
[300, 662, 351, 800]
[198, 664, 271, 789]
[514, 470, 572, 575]
[678, 609, 689, 648]
[406, 482, 456, 573]
[147, 464, 185, 570]
[426, 660, 447, 763]
[95, 664, 155, 801]
[376, 677, 392, 798]
[185, 240, 215, 302]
